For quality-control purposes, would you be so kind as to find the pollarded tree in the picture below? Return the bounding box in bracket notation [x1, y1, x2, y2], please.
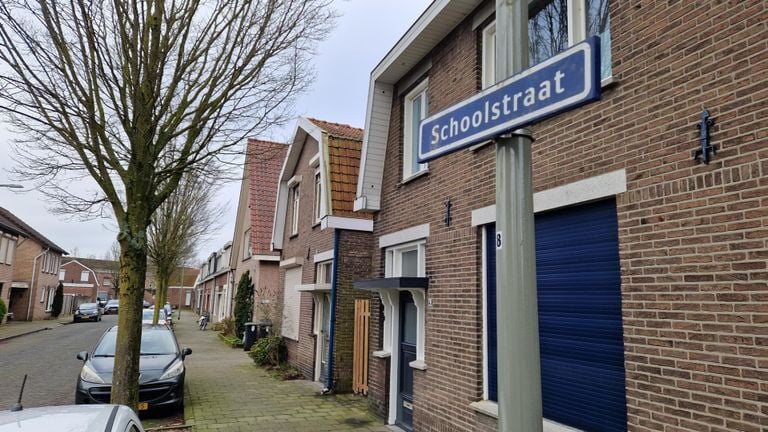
[0, 0, 335, 408]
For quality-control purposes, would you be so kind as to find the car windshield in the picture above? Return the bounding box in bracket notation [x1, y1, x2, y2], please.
[106, 300, 118, 305]
[79, 303, 97, 310]
[93, 330, 177, 357]
[142, 309, 166, 320]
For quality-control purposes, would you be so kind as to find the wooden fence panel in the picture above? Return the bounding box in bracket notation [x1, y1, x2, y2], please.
[353, 299, 370, 395]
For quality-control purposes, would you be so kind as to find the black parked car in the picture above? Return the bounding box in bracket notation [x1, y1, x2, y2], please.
[73, 303, 102, 323]
[103, 299, 119, 314]
[75, 325, 192, 412]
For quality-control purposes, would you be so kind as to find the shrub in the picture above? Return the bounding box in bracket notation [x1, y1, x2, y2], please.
[248, 335, 286, 367]
[213, 317, 235, 336]
[0, 298, 6, 325]
[51, 282, 64, 317]
[234, 271, 254, 340]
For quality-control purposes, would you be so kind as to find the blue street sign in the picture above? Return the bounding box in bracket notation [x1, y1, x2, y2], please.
[418, 36, 601, 163]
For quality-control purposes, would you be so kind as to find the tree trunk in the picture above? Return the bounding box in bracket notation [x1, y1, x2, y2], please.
[152, 273, 169, 325]
[111, 223, 149, 409]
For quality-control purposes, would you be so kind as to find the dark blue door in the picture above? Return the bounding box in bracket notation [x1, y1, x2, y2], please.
[398, 291, 416, 431]
[487, 198, 626, 431]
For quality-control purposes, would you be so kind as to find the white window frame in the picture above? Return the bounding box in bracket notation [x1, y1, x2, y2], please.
[290, 183, 300, 236]
[80, 271, 90, 282]
[481, 21, 496, 89]
[5, 238, 14, 265]
[402, 79, 429, 181]
[243, 228, 252, 259]
[385, 241, 426, 279]
[59, 270, 65, 281]
[316, 260, 332, 285]
[482, 0, 612, 87]
[313, 169, 322, 224]
[46, 286, 55, 311]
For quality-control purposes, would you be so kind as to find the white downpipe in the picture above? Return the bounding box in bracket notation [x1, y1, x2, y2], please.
[26, 248, 49, 321]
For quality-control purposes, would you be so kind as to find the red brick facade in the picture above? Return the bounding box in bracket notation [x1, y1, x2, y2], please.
[362, 1, 768, 431]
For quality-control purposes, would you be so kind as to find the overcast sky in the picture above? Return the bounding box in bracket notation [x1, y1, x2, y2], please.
[0, 0, 431, 264]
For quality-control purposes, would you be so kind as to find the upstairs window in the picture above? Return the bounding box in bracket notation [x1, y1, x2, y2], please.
[403, 80, 429, 181]
[316, 261, 332, 284]
[243, 228, 252, 259]
[290, 184, 300, 236]
[59, 270, 65, 281]
[313, 170, 322, 224]
[482, 0, 612, 85]
[80, 271, 89, 282]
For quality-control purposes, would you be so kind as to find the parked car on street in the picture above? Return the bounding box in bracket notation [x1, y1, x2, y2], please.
[104, 300, 119, 314]
[142, 309, 167, 326]
[0, 404, 145, 432]
[75, 325, 191, 412]
[73, 303, 102, 323]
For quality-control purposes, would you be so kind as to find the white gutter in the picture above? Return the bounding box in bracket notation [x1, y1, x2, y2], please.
[26, 248, 49, 320]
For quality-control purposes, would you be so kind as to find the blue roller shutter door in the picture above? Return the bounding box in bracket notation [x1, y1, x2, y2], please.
[487, 198, 626, 431]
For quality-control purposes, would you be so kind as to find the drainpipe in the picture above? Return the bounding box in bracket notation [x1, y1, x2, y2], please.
[26, 248, 49, 321]
[323, 230, 340, 393]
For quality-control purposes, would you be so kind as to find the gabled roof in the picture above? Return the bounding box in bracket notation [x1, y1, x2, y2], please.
[246, 139, 288, 256]
[271, 117, 367, 250]
[64, 257, 118, 273]
[0, 207, 68, 254]
[355, 0, 485, 212]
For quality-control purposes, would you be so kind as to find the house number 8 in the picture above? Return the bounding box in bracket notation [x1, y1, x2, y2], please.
[496, 232, 502, 250]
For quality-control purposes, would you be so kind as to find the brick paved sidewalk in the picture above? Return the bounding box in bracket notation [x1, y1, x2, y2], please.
[0, 315, 73, 342]
[175, 314, 387, 432]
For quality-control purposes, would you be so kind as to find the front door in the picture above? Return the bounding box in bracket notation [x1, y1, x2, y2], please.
[319, 294, 332, 383]
[397, 291, 417, 431]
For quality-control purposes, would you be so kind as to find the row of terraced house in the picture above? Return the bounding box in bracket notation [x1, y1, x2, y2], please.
[195, 1, 767, 431]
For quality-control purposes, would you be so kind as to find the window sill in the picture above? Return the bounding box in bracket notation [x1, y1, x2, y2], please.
[468, 401, 584, 432]
[401, 169, 429, 185]
[289, 233, 299, 240]
[372, 350, 391, 358]
[312, 221, 321, 229]
[469, 400, 497, 418]
[409, 359, 427, 370]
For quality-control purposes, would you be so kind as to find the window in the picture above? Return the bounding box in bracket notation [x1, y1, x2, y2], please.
[243, 228, 252, 259]
[5, 239, 14, 265]
[316, 261, 332, 284]
[385, 241, 425, 278]
[290, 184, 300, 236]
[313, 170, 322, 224]
[59, 270, 65, 281]
[46, 286, 55, 311]
[0, 237, 7, 265]
[80, 271, 90, 282]
[481, 22, 496, 89]
[482, 0, 611, 85]
[403, 80, 428, 180]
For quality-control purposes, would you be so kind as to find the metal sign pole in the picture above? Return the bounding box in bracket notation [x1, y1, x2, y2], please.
[495, 1, 542, 431]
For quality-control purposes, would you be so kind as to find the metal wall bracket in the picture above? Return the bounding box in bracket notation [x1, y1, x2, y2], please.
[444, 198, 453, 227]
[693, 109, 716, 164]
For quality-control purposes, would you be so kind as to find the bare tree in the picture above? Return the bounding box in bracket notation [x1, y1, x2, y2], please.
[0, 0, 334, 408]
[148, 170, 221, 325]
[103, 240, 121, 298]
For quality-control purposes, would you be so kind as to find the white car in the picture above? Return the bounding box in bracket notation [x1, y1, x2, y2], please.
[0, 404, 145, 432]
[141, 309, 167, 326]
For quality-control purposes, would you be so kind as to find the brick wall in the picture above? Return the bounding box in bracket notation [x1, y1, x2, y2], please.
[367, 1, 768, 431]
[330, 229, 373, 392]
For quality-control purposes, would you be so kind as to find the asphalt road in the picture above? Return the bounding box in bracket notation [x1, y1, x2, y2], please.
[0, 314, 116, 410]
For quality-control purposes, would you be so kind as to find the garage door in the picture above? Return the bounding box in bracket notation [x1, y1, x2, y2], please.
[487, 198, 626, 431]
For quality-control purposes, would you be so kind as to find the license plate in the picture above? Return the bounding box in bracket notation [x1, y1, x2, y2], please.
[137, 402, 148, 411]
